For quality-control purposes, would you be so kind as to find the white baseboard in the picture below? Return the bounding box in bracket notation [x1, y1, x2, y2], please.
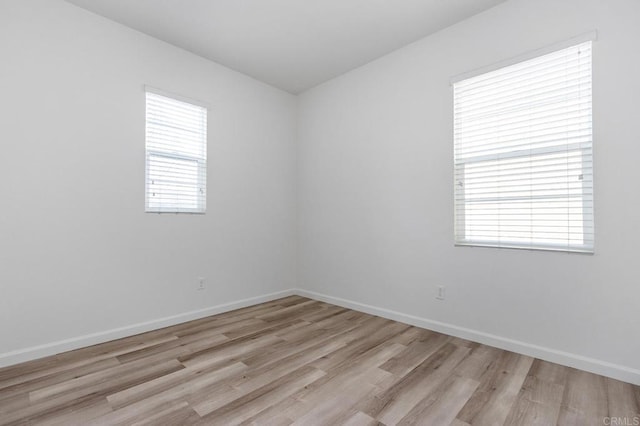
[0, 289, 295, 369]
[295, 289, 640, 386]
[4, 287, 638, 386]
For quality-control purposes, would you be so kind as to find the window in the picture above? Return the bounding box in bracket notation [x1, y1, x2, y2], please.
[453, 40, 593, 252]
[145, 89, 207, 213]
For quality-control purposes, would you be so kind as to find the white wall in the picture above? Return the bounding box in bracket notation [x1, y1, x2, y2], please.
[0, 0, 297, 364]
[2, 0, 639, 385]
[298, 0, 640, 383]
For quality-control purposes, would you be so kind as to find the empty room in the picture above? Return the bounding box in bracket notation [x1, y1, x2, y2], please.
[1, 0, 639, 424]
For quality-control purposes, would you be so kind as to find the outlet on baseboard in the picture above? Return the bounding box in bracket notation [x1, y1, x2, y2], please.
[197, 277, 205, 291]
[436, 285, 445, 300]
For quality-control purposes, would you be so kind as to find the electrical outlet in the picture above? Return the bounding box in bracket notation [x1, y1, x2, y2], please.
[436, 285, 445, 300]
[197, 277, 205, 291]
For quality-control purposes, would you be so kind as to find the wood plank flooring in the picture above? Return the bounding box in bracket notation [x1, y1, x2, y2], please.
[1, 296, 638, 425]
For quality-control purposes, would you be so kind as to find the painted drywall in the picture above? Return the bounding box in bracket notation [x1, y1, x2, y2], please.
[2, 0, 638, 386]
[297, 0, 640, 381]
[0, 0, 297, 363]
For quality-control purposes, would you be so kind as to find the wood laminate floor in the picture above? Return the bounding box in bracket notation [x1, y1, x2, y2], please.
[1, 296, 638, 425]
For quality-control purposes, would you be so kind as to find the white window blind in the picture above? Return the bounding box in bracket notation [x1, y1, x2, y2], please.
[453, 41, 593, 252]
[145, 90, 207, 213]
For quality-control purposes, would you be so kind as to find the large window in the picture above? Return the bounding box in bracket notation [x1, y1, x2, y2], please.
[145, 89, 207, 213]
[453, 40, 593, 252]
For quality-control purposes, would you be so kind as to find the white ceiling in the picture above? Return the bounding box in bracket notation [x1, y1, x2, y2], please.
[65, 0, 506, 94]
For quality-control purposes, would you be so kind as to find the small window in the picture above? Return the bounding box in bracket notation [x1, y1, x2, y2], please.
[145, 89, 207, 213]
[453, 41, 593, 252]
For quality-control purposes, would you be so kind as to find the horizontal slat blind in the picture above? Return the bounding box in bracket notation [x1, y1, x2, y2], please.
[454, 41, 593, 252]
[145, 90, 207, 213]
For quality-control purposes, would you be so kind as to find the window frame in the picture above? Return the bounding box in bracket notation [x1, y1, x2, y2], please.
[452, 34, 595, 253]
[144, 87, 208, 214]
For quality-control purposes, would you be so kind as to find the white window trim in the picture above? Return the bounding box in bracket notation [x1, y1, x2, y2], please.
[144, 86, 208, 214]
[452, 36, 595, 254]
